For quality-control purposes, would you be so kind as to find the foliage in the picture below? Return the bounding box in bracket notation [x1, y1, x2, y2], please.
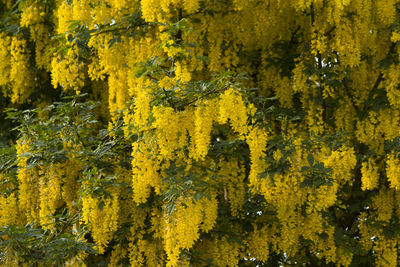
[1, 0, 400, 266]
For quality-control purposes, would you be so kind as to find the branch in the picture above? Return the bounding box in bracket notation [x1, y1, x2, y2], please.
[162, 87, 176, 109]
[176, 86, 228, 110]
[324, 26, 336, 37]
[359, 42, 398, 116]
[372, 42, 396, 91]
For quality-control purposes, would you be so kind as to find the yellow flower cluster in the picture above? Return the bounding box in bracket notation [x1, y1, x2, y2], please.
[274, 76, 294, 108]
[193, 99, 217, 160]
[131, 140, 162, 203]
[308, 183, 339, 212]
[386, 154, 400, 190]
[198, 236, 241, 266]
[72, 0, 91, 24]
[306, 106, 325, 135]
[140, 0, 164, 22]
[376, 0, 397, 27]
[173, 62, 192, 84]
[360, 213, 398, 267]
[0, 33, 10, 87]
[361, 159, 379, 191]
[109, 245, 128, 266]
[336, 246, 353, 267]
[163, 195, 218, 266]
[16, 138, 40, 222]
[218, 159, 246, 217]
[313, 225, 337, 264]
[82, 191, 120, 253]
[359, 214, 374, 251]
[356, 109, 400, 154]
[0, 193, 20, 227]
[128, 205, 166, 266]
[56, 1, 73, 35]
[372, 187, 394, 222]
[246, 226, 270, 262]
[20, 2, 44, 27]
[247, 127, 269, 190]
[374, 237, 397, 267]
[10, 36, 34, 103]
[153, 106, 182, 160]
[129, 238, 164, 266]
[218, 88, 253, 137]
[30, 23, 52, 70]
[61, 159, 82, 213]
[384, 65, 400, 108]
[333, 19, 361, 67]
[323, 146, 357, 184]
[334, 97, 355, 132]
[39, 164, 63, 229]
[51, 46, 86, 93]
[130, 88, 152, 131]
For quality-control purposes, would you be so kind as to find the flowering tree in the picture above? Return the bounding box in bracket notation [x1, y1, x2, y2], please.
[1, 0, 400, 266]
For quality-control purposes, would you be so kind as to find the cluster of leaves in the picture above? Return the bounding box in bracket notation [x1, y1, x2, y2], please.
[3, 1, 399, 264]
[259, 131, 349, 189]
[162, 162, 217, 215]
[0, 94, 134, 265]
[56, 12, 149, 57]
[6, 95, 98, 164]
[0, 216, 95, 267]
